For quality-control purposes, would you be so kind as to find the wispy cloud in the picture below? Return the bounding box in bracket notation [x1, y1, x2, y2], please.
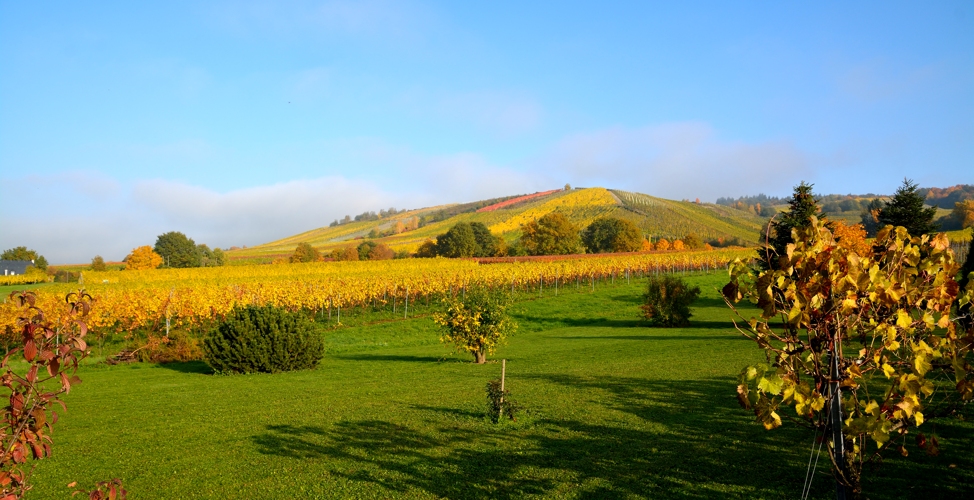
[285, 67, 331, 102]
[543, 122, 810, 201]
[835, 60, 942, 103]
[120, 139, 220, 163]
[0, 157, 543, 263]
[0, 124, 813, 263]
[438, 91, 543, 135]
[208, 0, 430, 43]
[134, 59, 212, 98]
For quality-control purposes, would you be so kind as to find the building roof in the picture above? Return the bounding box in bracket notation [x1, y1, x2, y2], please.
[0, 260, 34, 275]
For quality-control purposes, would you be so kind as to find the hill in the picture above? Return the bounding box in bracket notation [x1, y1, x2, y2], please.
[227, 187, 767, 262]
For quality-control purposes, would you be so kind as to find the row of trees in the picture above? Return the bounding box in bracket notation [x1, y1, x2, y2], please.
[121, 231, 227, 271]
[285, 240, 405, 264]
[0, 247, 48, 270]
[417, 214, 710, 259]
[329, 207, 404, 227]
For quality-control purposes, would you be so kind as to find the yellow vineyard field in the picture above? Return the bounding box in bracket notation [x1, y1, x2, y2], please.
[1, 249, 753, 334]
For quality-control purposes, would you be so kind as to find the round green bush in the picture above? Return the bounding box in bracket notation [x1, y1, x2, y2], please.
[204, 305, 324, 374]
[641, 275, 701, 327]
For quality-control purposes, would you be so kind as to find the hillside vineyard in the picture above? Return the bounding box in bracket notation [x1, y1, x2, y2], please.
[0, 249, 751, 334]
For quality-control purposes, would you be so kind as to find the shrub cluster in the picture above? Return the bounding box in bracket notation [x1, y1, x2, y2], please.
[486, 379, 521, 423]
[204, 305, 324, 374]
[641, 275, 701, 327]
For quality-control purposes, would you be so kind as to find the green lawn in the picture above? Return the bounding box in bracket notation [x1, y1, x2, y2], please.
[25, 274, 974, 499]
[0, 282, 57, 297]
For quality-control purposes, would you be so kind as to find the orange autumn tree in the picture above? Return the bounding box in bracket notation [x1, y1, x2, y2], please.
[124, 246, 163, 270]
[831, 220, 871, 257]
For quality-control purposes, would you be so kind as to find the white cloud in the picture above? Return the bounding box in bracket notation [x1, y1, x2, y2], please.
[20, 170, 122, 200]
[836, 60, 942, 103]
[121, 139, 220, 163]
[405, 152, 551, 203]
[286, 67, 331, 102]
[438, 91, 543, 135]
[543, 122, 810, 201]
[131, 176, 390, 247]
[0, 156, 545, 263]
[209, 0, 429, 42]
[134, 59, 212, 98]
[0, 123, 815, 263]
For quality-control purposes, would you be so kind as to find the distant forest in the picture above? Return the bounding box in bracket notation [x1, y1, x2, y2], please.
[717, 184, 973, 211]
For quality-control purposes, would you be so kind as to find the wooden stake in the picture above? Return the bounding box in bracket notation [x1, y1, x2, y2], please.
[500, 358, 507, 420]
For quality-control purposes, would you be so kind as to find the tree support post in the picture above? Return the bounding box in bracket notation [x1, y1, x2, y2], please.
[830, 344, 850, 500]
[500, 359, 506, 420]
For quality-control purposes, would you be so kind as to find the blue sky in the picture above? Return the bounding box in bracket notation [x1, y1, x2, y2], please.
[1, 1, 971, 263]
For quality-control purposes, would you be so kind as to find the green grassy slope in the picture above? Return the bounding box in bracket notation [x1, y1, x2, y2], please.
[610, 190, 766, 243]
[28, 274, 973, 499]
[229, 188, 765, 262]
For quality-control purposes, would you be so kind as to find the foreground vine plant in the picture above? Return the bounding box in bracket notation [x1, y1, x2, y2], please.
[723, 218, 974, 497]
[0, 291, 125, 499]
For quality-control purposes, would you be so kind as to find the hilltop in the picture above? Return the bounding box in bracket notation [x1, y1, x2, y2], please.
[227, 187, 766, 263]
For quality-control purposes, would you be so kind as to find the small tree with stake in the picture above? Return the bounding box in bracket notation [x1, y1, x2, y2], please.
[433, 288, 517, 364]
[723, 218, 974, 498]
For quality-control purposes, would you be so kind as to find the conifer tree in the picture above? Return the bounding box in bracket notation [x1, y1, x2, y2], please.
[877, 178, 939, 236]
[760, 181, 824, 269]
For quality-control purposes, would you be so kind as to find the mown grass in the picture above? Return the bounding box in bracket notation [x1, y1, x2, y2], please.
[0, 282, 57, 297]
[24, 274, 974, 499]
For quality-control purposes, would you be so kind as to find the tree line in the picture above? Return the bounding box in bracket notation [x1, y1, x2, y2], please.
[415, 214, 708, 259]
[123, 231, 228, 271]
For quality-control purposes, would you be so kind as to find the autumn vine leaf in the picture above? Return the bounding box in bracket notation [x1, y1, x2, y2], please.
[724, 217, 974, 496]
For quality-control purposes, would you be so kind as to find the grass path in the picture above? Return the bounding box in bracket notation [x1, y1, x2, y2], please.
[25, 274, 974, 499]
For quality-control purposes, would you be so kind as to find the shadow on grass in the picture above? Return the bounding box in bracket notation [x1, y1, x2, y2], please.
[512, 315, 644, 329]
[156, 360, 214, 375]
[409, 404, 485, 420]
[552, 334, 747, 342]
[694, 297, 734, 309]
[251, 374, 974, 499]
[513, 314, 741, 333]
[334, 354, 446, 363]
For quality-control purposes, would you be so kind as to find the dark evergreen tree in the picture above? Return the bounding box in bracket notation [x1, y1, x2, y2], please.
[960, 228, 974, 292]
[204, 305, 324, 374]
[877, 178, 939, 236]
[154, 231, 201, 268]
[956, 229, 974, 331]
[859, 198, 885, 237]
[760, 181, 824, 269]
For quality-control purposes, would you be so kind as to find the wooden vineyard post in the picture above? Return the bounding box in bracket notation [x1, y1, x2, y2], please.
[499, 359, 507, 420]
[337, 295, 341, 324]
[539, 273, 543, 298]
[328, 298, 332, 320]
[404, 286, 409, 319]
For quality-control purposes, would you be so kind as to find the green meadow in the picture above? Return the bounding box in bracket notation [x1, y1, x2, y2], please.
[26, 274, 974, 499]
